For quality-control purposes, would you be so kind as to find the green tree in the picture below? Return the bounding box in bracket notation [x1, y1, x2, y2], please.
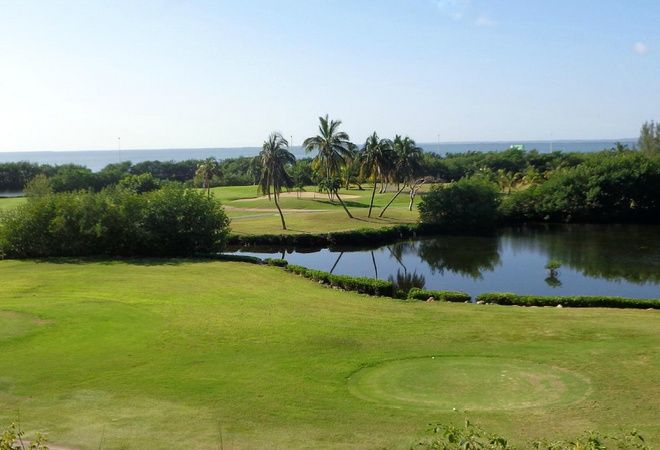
[24, 174, 53, 197]
[303, 115, 354, 218]
[258, 132, 296, 230]
[359, 132, 393, 217]
[419, 177, 501, 230]
[248, 155, 262, 185]
[195, 158, 222, 197]
[496, 169, 521, 194]
[638, 120, 660, 156]
[117, 173, 161, 193]
[379, 135, 423, 217]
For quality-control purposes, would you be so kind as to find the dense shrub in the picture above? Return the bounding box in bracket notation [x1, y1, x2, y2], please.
[418, 177, 501, 230]
[415, 419, 649, 450]
[475, 292, 659, 309]
[265, 258, 288, 267]
[229, 224, 428, 248]
[206, 254, 264, 264]
[501, 151, 660, 223]
[117, 173, 161, 193]
[407, 287, 471, 302]
[0, 185, 230, 258]
[285, 264, 395, 297]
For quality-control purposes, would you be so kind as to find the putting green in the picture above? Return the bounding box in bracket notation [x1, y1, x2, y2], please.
[348, 356, 591, 412]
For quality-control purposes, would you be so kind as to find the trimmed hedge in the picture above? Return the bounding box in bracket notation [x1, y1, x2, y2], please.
[228, 224, 445, 249]
[475, 292, 660, 309]
[265, 258, 288, 267]
[285, 264, 395, 297]
[407, 287, 471, 303]
[205, 254, 264, 264]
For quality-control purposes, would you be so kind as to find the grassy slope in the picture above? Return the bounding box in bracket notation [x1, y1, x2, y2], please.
[213, 184, 421, 235]
[0, 260, 658, 449]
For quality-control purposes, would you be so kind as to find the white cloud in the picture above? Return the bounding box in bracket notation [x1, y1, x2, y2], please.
[475, 15, 497, 27]
[633, 42, 648, 55]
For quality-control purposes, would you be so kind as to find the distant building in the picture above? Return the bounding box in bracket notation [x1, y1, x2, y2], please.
[509, 144, 525, 151]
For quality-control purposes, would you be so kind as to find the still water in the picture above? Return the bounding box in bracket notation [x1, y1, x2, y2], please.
[230, 224, 660, 299]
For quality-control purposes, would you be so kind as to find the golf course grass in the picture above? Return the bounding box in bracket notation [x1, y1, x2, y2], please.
[348, 356, 591, 412]
[0, 196, 26, 211]
[0, 259, 658, 449]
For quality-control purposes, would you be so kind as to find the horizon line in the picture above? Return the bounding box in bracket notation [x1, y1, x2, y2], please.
[0, 137, 638, 154]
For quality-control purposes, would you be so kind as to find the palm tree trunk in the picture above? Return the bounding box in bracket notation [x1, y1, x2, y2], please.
[334, 189, 353, 218]
[368, 181, 377, 218]
[274, 194, 286, 230]
[330, 252, 344, 273]
[379, 184, 407, 218]
[409, 188, 417, 211]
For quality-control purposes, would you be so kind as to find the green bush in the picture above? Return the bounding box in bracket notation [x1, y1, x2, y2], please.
[475, 292, 659, 309]
[415, 419, 649, 450]
[228, 224, 441, 248]
[418, 177, 501, 230]
[407, 287, 471, 303]
[0, 185, 230, 258]
[265, 258, 288, 267]
[285, 264, 395, 297]
[207, 254, 264, 264]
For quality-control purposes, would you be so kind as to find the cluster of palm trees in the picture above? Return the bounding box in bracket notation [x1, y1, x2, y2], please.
[254, 115, 425, 230]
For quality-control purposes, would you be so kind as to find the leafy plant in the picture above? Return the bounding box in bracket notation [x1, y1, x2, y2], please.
[1, 422, 48, 450]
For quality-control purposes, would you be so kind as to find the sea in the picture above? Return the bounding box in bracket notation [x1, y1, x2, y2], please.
[0, 139, 637, 172]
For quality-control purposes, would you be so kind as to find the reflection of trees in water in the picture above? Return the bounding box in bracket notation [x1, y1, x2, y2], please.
[388, 269, 426, 292]
[545, 276, 562, 288]
[504, 224, 660, 284]
[416, 236, 501, 279]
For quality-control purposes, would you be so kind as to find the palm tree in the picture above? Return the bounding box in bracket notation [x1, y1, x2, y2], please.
[360, 132, 393, 217]
[496, 169, 521, 194]
[196, 157, 222, 197]
[248, 155, 262, 185]
[379, 135, 423, 217]
[303, 115, 354, 218]
[258, 132, 296, 230]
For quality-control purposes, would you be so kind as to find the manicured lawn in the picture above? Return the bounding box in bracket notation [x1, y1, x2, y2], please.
[0, 260, 658, 449]
[0, 196, 26, 211]
[215, 184, 423, 235]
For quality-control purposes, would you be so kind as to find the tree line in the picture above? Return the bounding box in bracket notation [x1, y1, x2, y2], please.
[3, 120, 658, 195]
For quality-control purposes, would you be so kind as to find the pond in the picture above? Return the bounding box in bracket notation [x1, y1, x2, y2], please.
[228, 224, 660, 299]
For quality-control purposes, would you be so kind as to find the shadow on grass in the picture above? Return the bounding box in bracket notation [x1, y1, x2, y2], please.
[28, 255, 258, 267]
[313, 199, 370, 208]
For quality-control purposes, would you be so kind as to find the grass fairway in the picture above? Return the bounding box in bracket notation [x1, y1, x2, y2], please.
[0, 260, 658, 449]
[212, 185, 422, 235]
[0, 196, 26, 211]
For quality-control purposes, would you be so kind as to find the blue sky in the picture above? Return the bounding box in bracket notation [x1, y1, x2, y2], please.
[1, 0, 658, 151]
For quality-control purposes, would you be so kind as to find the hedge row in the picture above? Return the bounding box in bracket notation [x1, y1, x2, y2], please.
[264, 258, 288, 267]
[228, 224, 445, 248]
[284, 264, 395, 297]
[204, 253, 264, 264]
[407, 287, 471, 303]
[475, 292, 660, 309]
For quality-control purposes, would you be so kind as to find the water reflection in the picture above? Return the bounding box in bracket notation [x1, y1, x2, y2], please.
[416, 236, 501, 279]
[388, 269, 427, 292]
[230, 224, 660, 298]
[504, 224, 660, 284]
